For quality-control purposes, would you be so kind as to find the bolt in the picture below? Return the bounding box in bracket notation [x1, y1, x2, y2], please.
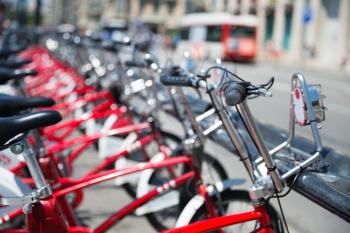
[22, 203, 32, 214]
[10, 143, 24, 154]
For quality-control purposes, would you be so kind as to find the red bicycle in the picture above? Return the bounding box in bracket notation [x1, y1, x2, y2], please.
[0, 42, 240, 233]
[157, 66, 329, 233]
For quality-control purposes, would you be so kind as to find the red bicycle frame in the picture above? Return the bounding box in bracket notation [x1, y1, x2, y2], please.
[1, 154, 198, 233]
[163, 203, 274, 233]
[10, 121, 151, 177]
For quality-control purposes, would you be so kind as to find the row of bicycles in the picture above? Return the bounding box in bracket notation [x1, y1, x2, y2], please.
[0, 27, 348, 233]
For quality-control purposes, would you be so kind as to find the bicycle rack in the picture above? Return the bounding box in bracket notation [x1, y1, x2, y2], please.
[255, 73, 327, 182]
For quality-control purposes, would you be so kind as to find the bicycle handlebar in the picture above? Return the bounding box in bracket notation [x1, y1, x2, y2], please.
[160, 73, 210, 90]
[160, 74, 196, 87]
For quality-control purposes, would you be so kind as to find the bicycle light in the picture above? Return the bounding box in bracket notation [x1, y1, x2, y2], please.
[308, 84, 326, 123]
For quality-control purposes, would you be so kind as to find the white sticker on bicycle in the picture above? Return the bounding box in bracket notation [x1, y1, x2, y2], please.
[293, 87, 307, 126]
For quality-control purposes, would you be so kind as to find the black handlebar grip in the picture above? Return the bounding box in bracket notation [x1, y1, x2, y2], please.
[124, 61, 146, 68]
[160, 75, 196, 87]
[223, 82, 247, 106]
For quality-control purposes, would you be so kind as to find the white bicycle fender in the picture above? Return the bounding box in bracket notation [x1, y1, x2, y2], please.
[0, 167, 31, 223]
[136, 152, 165, 198]
[0, 148, 23, 170]
[114, 157, 141, 186]
[175, 178, 246, 227]
[135, 152, 181, 216]
[113, 133, 143, 186]
[175, 194, 205, 227]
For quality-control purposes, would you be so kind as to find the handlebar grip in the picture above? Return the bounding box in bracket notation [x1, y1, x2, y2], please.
[160, 75, 197, 87]
[223, 82, 247, 106]
[124, 61, 146, 68]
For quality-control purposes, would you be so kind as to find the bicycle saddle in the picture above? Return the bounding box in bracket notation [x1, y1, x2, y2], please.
[0, 110, 62, 147]
[0, 47, 24, 59]
[0, 67, 37, 84]
[0, 94, 55, 117]
[0, 58, 32, 69]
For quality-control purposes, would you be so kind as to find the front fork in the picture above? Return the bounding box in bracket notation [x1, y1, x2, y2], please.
[252, 201, 274, 233]
[200, 186, 274, 233]
[198, 184, 226, 233]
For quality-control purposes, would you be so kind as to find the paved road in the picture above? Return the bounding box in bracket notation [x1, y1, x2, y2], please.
[75, 62, 350, 232]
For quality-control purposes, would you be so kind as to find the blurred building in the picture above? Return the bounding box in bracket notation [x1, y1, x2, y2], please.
[256, 0, 350, 71]
[44, 0, 79, 27]
[43, 0, 350, 72]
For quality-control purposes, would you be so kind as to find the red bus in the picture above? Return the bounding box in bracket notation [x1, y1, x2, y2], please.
[176, 12, 258, 62]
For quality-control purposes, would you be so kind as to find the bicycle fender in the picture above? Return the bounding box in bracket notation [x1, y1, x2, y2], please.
[175, 178, 246, 227]
[135, 152, 181, 216]
[0, 167, 31, 222]
[175, 194, 205, 227]
[136, 152, 165, 198]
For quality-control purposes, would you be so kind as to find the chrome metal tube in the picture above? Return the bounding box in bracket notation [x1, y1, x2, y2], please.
[196, 108, 216, 122]
[282, 152, 320, 181]
[236, 101, 284, 192]
[23, 140, 51, 196]
[202, 120, 222, 136]
[287, 77, 296, 146]
[176, 87, 206, 144]
[31, 129, 46, 157]
[254, 141, 289, 165]
[208, 91, 256, 182]
[293, 74, 323, 152]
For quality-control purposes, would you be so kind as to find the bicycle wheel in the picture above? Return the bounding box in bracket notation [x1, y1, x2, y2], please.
[189, 190, 284, 233]
[144, 153, 229, 231]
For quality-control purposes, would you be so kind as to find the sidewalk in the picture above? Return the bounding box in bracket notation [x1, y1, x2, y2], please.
[259, 60, 350, 81]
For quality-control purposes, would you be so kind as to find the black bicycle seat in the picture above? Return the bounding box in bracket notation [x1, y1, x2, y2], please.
[0, 110, 62, 147]
[0, 58, 32, 69]
[0, 47, 24, 59]
[0, 94, 55, 117]
[0, 67, 37, 84]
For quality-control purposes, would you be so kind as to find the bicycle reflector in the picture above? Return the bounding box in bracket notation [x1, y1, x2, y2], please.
[293, 84, 326, 126]
[293, 87, 306, 126]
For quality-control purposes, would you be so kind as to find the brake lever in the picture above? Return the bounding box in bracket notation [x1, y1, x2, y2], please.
[246, 76, 274, 97]
[247, 88, 272, 97]
[263, 77, 275, 90]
